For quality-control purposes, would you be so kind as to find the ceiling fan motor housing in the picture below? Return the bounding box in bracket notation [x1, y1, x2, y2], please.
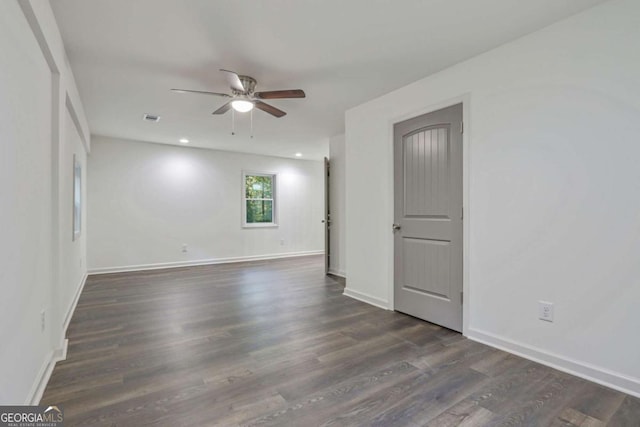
[234, 75, 257, 95]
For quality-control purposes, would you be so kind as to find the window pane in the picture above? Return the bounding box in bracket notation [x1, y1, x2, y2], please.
[246, 200, 273, 223]
[245, 175, 273, 199]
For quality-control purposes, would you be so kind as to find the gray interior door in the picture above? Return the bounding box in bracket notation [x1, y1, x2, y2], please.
[393, 104, 463, 332]
[323, 157, 330, 274]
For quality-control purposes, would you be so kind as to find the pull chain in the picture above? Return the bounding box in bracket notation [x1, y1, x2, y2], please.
[231, 109, 235, 135]
[250, 109, 254, 139]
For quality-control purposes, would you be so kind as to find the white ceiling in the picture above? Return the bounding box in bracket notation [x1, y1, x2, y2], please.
[51, 0, 606, 160]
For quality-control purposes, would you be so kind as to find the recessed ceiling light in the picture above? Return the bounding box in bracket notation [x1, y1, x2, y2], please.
[295, 152, 302, 157]
[179, 138, 189, 144]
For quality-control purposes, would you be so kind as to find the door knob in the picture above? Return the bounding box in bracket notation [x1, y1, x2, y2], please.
[392, 223, 401, 232]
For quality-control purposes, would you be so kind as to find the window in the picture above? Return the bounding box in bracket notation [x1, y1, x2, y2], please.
[243, 172, 277, 227]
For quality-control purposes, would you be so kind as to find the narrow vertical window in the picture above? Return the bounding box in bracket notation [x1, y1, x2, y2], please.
[243, 172, 277, 227]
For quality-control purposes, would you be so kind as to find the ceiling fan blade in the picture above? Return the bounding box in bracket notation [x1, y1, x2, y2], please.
[212, 101, 232, 115]
[254, 101, 286, 118]
[254, 89, 306, 99]
[171, 88, 231, 97]
[220, 69, 245, 92]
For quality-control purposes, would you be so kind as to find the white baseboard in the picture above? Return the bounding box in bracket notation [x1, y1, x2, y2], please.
[63, 272, 87, 334]
[468, 328, 640, 399]
[343, 287, 389, 310]
[328, 269, 346, 278]
[88, 250, 325, 275]
[25, 339, 68, 405]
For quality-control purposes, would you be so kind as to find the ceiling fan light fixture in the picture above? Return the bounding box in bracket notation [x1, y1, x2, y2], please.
[173, 70, 303, 118]
[231, 99, 254, 113]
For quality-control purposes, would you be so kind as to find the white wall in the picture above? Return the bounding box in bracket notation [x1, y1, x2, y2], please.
[88, 136, 324, 272]
[60, 108, 88, 327]
[345, 0, 640, 397]
[0, 0, 89, 404]
[329, 134, 346, 277]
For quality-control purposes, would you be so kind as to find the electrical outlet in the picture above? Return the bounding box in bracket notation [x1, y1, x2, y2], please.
[182, 244, 188, 253]
[538, 301, 554, 322]
[40, 310, 46, 332]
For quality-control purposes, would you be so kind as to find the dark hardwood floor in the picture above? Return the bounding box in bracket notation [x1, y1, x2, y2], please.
[43, 255, 639, 426]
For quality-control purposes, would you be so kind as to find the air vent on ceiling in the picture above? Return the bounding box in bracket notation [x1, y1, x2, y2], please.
[143, 113, 161, 122]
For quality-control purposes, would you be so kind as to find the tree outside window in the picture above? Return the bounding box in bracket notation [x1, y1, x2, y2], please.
[243, 172, 277, 227]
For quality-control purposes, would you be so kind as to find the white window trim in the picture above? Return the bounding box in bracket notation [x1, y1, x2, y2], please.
[242, 171, 278, 228]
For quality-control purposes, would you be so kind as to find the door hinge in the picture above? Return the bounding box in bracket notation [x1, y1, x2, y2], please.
[461, 207, 464, 220]
[460, 121, 464, 134]
[460, 291, 464, 305]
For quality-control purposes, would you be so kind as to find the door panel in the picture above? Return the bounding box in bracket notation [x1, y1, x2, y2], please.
[394, 104, 463, 332]
[404, 127, 450, 217]
[402, 238, 451, 299]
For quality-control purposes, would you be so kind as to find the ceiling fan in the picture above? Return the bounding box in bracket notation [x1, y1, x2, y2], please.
[171, 69, 305, 118]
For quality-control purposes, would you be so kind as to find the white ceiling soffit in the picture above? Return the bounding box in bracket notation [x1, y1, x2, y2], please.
[51, 0, 607, 160]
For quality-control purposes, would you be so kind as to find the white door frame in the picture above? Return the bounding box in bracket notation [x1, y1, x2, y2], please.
[386, 94, 471, 336]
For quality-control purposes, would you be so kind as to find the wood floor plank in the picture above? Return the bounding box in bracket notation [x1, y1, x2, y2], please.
[488, 371, 586, 426]
[366, 367, 489, 426]
[566, 381, 627, 424]
[606, 396, 640, 427]
[41, 255, 640, 426]
[231, 361, 419, 427]
[422, 400, 496, 427]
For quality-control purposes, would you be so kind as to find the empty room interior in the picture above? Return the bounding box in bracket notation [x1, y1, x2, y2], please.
[2, 0, 640, 425]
